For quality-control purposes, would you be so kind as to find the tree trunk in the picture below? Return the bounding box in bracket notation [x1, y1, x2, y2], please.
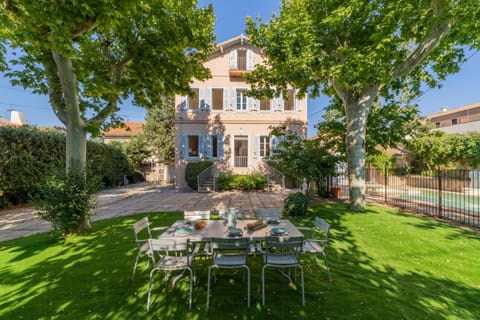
[52, 51, 88, 171]
[344, 88, 378, 211]
[52, 51, 90, 230]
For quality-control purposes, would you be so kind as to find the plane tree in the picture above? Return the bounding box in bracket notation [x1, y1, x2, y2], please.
[246, 0, 480, 210]
[0, 0, 214, 171]
[0, 0, 214, 230]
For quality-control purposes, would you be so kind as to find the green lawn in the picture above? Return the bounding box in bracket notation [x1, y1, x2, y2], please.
[1, 203, 479, 319]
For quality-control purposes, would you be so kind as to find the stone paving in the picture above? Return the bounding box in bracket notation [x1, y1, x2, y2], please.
[0, 182, 292, 242]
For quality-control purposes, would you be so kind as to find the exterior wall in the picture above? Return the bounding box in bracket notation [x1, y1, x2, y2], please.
[425, 102, 480, 132]
[174, 36, 307, 188]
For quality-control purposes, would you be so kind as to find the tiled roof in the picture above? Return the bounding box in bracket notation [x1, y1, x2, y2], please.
[0, 118, 20, 127]
[425, 101, 480, 118]
[103, 122, 145, 137]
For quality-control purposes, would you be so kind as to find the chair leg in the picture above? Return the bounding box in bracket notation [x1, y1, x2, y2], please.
[147, 268, 157, 311]
[131, 251, 141, 280]
[206, 266, 213, 309]
[244, 265, 251, 307]
[261, 265, 267, 306]
[321, 252, 332, 283]
[187, 267, 193, 310]
[299, 265, 305, 306]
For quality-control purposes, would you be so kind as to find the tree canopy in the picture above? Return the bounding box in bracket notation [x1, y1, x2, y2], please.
[246, 0, 480, 210]
[0, 0, 215, 230]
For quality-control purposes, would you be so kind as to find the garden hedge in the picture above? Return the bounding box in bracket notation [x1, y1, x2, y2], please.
[0, 126, 132, 208]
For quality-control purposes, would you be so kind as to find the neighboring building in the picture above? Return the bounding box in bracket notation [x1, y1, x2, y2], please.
[174, 35, 308, 189]
[425, 102, 480, 134]
[0, 110, 27, 127]
[102, 122, 144, 144]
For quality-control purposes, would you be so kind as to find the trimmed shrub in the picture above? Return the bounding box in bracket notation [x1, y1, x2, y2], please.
[216, 173, 268, 191]
[35, 161, 102, 235]
[185, 161, 213, 190]
[283, 192, 310, 217]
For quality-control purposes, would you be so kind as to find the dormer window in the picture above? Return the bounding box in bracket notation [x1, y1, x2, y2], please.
[229, 48, 253, 77]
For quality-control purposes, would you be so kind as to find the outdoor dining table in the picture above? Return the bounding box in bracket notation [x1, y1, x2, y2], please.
[160, 219, 304, 242]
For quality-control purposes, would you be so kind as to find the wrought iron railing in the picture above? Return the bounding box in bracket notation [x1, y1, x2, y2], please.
[330, 167, 480, 227]
[234, 156, 248, 168]
[267, 166, 285, 192]
[197, 164, 217, 192]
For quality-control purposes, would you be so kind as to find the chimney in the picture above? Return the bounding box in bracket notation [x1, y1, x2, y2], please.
[10, 110, 27, 125]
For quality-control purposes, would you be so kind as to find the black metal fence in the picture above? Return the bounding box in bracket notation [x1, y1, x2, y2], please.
[331, 168, 480, 227]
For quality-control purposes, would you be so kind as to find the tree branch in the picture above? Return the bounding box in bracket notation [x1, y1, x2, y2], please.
[40, 49, 68, 124]
[71, 18, 98, 39]
[87, 53, 134, 125]
[391, 2, 453, 80]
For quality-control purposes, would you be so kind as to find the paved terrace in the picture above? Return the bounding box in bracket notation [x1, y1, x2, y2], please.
[0, 183, 291, 242]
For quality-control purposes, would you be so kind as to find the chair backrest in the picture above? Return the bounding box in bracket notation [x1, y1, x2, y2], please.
[184, 210, 211, 222]
[265, 235, 304, 250]
[148, 238, 191, 264]
[255, 208, 282, 219]
[132, 217, 152, 242]
[219, 208, 244, 220]
[209, 237, 250, 252]
[314, 217, 330, 242]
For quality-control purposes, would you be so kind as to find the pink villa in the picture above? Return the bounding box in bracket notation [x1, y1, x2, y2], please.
[174, 35, 308, 189]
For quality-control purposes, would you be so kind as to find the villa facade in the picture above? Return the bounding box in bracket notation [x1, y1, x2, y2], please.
[174, 35, 308, 188]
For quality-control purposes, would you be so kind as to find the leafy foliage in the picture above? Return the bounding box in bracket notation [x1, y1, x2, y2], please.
[35, 161, 101, 235]
[246, 0, 480, 210]
[185, 161, 213, 190]
[0, 126, 131, 208]
[283, 192, 309, 217]
[268, 126, 338, 193]
[216, 173, 267, 191]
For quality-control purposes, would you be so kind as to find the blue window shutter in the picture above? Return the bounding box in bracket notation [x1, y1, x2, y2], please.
[271, 136, 279, 153]
[180, 135, 188, 159]
[205, 134, 212, 158]
[198, 134, 205, 158]
[218, 133, 225, 159]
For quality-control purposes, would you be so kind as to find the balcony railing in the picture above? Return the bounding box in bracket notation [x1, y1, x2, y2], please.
[234, 156, 248, 168]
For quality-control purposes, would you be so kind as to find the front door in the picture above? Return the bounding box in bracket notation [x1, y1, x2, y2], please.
[234, 136, 248, 168]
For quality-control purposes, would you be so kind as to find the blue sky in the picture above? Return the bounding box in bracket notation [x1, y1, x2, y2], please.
[0, 0, 479, 137]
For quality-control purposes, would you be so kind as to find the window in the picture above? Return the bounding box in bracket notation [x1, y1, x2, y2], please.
[212, 88, 223, 110]
[211, 135, 218, 158]
[237, 49, 247, 70]
[260, 97, 270, 111]
[259, 136, 270, 158]
[451, 118, 458, 125]
[435, 122, 440, 128]
[188, 88, 199, 110]
[236, 89, 247, 110]
[188, 135, 199, 157]
[284, 89, 295, 111]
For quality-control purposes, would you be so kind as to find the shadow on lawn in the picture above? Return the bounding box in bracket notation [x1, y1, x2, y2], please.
[1, 207, 479, 319]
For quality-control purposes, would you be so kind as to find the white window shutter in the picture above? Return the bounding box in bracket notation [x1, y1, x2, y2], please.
[204, 88, 212, 110]
[181, 96, 188, 111]
[247, 97, 254, 110]
[223, 88, 229, 111]
[295, 89, 302, 111]
[229, 49, 237, 68]
[229, 88, 236, 110]
[254, 135, 259, 159]
[246, 49, 254, 70]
